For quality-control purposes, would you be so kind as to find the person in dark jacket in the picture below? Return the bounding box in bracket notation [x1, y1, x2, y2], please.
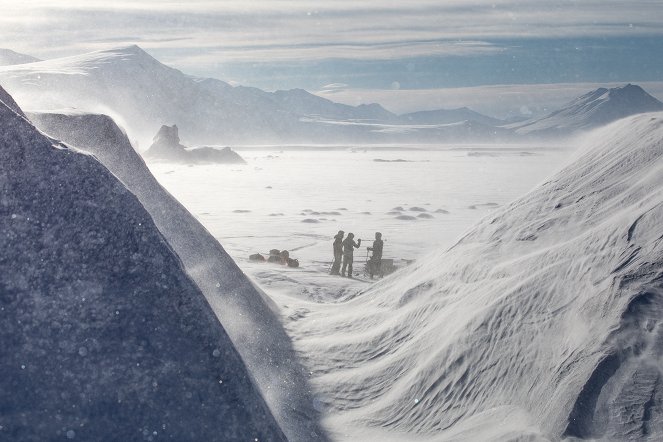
[341, 233, 361, 277]
[330, 230, 344, 275]
[367, 232, 383, 279]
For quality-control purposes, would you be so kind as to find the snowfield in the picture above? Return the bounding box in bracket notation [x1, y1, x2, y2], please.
[5, 70, 663, 440]
[273, 113, 663, 440]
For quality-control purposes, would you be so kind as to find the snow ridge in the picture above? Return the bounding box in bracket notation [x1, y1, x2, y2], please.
[287, 112, 663, 440]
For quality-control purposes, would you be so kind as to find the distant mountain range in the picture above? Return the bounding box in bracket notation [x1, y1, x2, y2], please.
[510, 84, 663, 137]
[0, 45, 511, 146]
[401, 107, 505, 127]
[0, 45, 662, 146]
[0, 48, 41, 66]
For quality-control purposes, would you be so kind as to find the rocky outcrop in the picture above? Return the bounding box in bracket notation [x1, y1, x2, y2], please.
[0, 87, 285, 441]
[28, 110, 327, 442]
[144, 124, 246, 163]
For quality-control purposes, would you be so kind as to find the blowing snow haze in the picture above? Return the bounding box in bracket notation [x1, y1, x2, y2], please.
[2, 2, 663, 441]
[0, 45, 662, 149]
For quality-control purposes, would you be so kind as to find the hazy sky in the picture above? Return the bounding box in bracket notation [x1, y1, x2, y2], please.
[2, 0, 662, 116]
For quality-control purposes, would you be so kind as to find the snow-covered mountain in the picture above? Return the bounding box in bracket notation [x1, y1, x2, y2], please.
[0, 45, 416, 146]
[400, 106, 504, 126]
[513, 84, 663, 137]
[0, 88, 286, 440]
[270, 88, 398, 122]
[287, 112, 663, 440]
[0, 45, 519, 147]
[28, 109, 327, 441]
[0, 48, 40, 66]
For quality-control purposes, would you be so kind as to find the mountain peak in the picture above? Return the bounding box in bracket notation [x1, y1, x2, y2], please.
[97, 44, 156, 61]
[515, 83, 663, 136]
[0, 48, 41, 66]
[111, 44, 146, 55]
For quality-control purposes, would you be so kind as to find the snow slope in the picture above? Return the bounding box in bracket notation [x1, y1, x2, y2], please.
[28, 110, 327, 441]
[282, 113, 663, 440]
[0, 87, 286, 440]
[514, 84, 663, 137]
[0, 48, 40, 66]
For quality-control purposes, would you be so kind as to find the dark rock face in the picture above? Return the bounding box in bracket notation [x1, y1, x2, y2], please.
[27, 111, 328, 441]
[0, 88, 285, 441]
[145, 124, 246, 164]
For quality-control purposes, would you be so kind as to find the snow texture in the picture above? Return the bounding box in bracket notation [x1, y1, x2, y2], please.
[283, 113, 663, 440]
[28, 110, 327, 441]
[0, 87, 286, 440]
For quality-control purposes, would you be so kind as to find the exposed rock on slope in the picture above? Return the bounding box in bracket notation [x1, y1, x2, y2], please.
[28, 110, 327, 442]
[144, 124, 246, 163]
[287, 112, 663, 440]
[0, 87, 285, 441]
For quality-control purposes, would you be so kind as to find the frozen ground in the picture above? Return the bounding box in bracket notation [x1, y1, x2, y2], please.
[148, 121, 663, 441]
[148, 144, 571, 298]
[149, 143, 571, 437]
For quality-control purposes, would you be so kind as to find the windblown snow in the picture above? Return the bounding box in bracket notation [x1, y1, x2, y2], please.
[27, 110, 326, 442]
[277, 113, 663, 440]
[0, 87, 287, 440]
[4, 43, 663, 442]
[0, 46, 514, 146]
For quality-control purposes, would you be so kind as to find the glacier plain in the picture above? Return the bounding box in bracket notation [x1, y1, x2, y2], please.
[149, 115, 663, 440]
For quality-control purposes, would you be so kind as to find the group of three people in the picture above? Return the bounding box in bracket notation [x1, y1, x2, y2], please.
[330, 230, 383, 278]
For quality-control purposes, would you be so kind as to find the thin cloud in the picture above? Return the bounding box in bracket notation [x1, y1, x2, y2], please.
[2, 1, 663, 62]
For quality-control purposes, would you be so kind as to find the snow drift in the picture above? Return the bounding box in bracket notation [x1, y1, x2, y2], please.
[0, 87, 286, 440]
[286, 113, 663, 440]
[28, 110, 326, 441]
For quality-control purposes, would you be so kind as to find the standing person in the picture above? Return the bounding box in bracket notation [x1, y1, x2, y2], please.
[367, 232, 384, 279]
[330, 230, 344, 275]
[341, 233, 361, 278]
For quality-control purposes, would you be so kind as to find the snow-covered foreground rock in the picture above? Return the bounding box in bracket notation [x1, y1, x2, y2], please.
[28, 110, 326, 441]
[0, 88, 287, 439]
[281, 113, 663, 440]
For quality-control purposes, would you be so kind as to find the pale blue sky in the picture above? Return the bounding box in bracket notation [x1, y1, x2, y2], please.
[2, 0, 662, 116]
